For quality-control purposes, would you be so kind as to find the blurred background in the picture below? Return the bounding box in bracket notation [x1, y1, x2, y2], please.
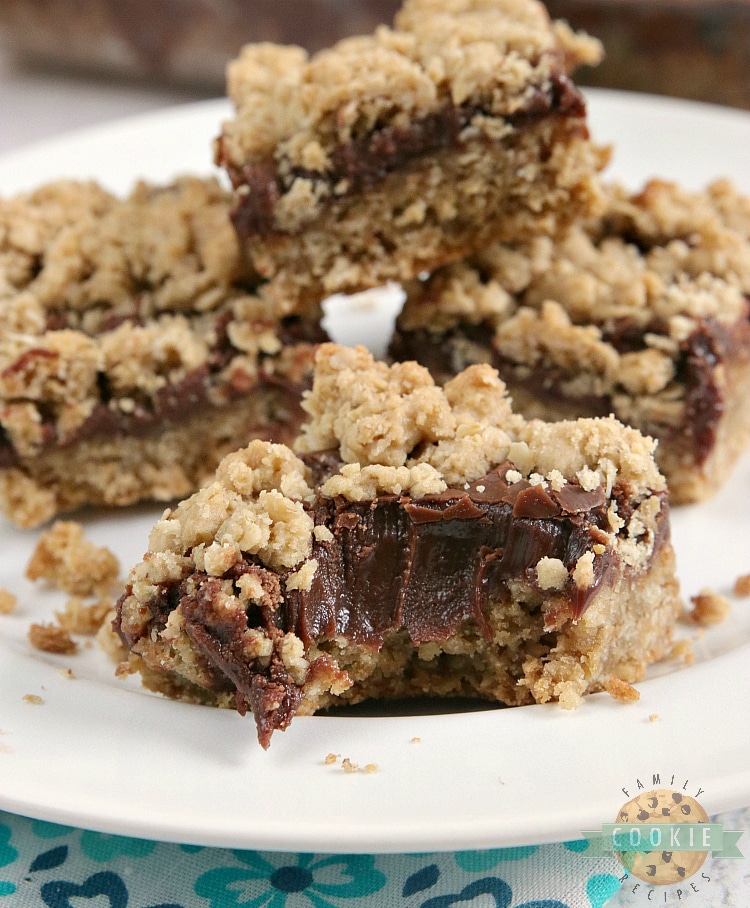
[0, 0, 749, 107]
[1, 1, 749, 156]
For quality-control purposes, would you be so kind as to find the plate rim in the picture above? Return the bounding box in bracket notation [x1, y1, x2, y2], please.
[1, 89, 750, 852]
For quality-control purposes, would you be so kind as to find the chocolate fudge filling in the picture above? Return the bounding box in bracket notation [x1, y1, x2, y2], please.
[0, 316, 327, 468]
[286, 461, 615, 647]
[116, 461, 663, 746]
[222, 69, 587, 240]
[390, 305, 750, 467]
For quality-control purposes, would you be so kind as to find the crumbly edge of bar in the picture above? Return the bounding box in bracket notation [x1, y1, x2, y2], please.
[219, 0, 601, 170]
[0, 301, 315, 462]
[0, 388, 305, 528]
[117, 510, 680, 718]
[399, 178, 750, 337]
[654, 349, 750, 503]
[249, 126, 607, 313]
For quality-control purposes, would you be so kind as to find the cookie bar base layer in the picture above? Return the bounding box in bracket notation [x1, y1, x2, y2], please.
[0, 386, 304, 528]
[390, 319, 750, 504]
[227, 118, 604, 315]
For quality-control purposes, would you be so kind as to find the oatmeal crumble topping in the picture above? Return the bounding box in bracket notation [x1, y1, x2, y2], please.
[219, 0, 602, 175]
[299, 344, 665, 516]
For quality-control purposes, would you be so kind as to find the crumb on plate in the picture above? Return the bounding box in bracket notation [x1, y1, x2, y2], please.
[25, 521, 119, 596]
[28, 622, 77, 655]
[604, 677, 640, 702]
[0, 588, 16, 614]
[669, 638, 694, 664]
[688, 588, 731, 626]
[56, 596, 114, 635]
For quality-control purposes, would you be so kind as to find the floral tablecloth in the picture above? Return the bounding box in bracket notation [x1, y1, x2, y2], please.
[1, 807, 748, 907]
[0, 809, 628, 908]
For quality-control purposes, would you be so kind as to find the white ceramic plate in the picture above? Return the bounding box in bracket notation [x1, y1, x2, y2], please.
[1, 91, 750, 854]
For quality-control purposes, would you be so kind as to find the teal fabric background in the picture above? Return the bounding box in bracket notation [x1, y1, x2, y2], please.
[0, 810, 623, 908]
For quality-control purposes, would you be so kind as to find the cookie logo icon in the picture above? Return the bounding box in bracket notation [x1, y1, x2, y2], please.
[615, 789, 710, 884]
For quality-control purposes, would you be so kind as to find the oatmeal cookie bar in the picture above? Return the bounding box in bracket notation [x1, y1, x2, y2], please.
[215, 0, 607, 315]
[391, 179, 750, 503]
[0, 177, 326, 528]
[115, 344, 681, 747]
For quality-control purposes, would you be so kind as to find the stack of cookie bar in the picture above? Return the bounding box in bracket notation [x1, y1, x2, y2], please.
[4, 0, 748, 745]
[215, 0, 606, 314]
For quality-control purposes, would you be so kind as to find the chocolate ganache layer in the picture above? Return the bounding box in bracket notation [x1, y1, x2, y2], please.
[285, 459, 616, 647]
[223, 71, 588, 241]
[0, 316, 327, 469]
[116, 458, 667, 745]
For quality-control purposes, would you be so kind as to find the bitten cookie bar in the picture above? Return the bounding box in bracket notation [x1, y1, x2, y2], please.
[115, 344, 681, 747]
[215, 0, 607, 315]
[391, 179, 750, 503]
[0, 177, 326, 528]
